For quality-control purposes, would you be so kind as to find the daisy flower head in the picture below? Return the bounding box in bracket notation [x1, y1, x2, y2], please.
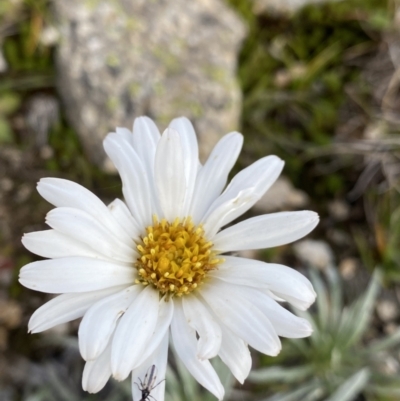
[20, 117, 318, 401]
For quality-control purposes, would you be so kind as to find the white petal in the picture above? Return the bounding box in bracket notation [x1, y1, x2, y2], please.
[204, 156, 284, 231]
[270, 291, 314, 311]
[182, 294, 222, 360]
[82, 338, 112, 393]
[46, 207, 136, 263]
[108, 199, 141, 240]
[132, 116, 161, 174]
[79, 285, 141, 361]
[22, 230, 112, 261]
[171, 298, 225, 400]
[132, 117, 162, 215]
[203, 188, 258, 238]
[103, 133, 159, 228]
[199, 281, 281, 356]
[209, 256, 316, 310]
[219, 324, 252, 384]
[190, 132, 243, 223]
[268, 292, 286, 302]
[111, 286, 159, 381]
[169, 117, 199, 215]
[132, 297, 174, 369]
[37, 178, 131, 244]
[116, 127, 134, 146]
[28, 286, 127, 333]
[155, 128, 187, 220]
[19, 257, 135, 293]
[242, 288, 312, 337]
[213, 211, 319, 252]
[131, 332, 169, 401]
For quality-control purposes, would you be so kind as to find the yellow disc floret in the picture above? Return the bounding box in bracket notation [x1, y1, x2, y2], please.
[135, 216, 223, 297]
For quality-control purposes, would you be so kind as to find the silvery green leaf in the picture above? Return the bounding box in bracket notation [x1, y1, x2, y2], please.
[171, 345, 200, 401]
[249, 365, 314, 383]
[292, 307, 320, 346]
[286, 336, 312, 357]
[261, 381, 323, 401]
[337, 269, 381, 348]
[302, 387, 325, 401]
[309, 268, 329, 331]
[44, 364, 80, 401]
[367, 329, 400, 354]
[325, 368, 370, 401]
[368, 383, 400, 397]
[211, 356, 235, 399]
[25, 391, 49, 401]
[165, 367, 183, 401]
[325, 265, 342, 326]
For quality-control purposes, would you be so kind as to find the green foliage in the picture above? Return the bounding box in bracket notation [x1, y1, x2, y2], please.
[354, 189, 400, 285]
[0, 91, 21, 143]
[249, 266, 400, 400]
[2, 0, 53, 72]
[228, 0, 389, 195]
[0, 0, 54, 145]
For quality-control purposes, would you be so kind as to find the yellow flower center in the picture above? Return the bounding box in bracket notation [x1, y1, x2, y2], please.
[135, 216, 223, 297]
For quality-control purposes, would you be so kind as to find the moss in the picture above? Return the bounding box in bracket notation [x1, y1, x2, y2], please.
[106, 96, 119, 112]
[152, 46, 181, 74]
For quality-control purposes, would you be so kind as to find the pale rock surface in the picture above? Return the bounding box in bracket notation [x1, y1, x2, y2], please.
[293, 239, 334, 270]
[254, 176, 309, 213]
[25, 94, 59, 148]
[328, 199, 350, 221]
[339, 257, 358, 280]
[53, 0, 246, 169]
[0, 299, 22, 329]
[252, 0, 343, 16]
[237, 249, 260, 261]
[377, 300, 399, 323]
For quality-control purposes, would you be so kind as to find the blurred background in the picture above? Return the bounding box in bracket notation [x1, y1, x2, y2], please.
[1, 0, 400, 400]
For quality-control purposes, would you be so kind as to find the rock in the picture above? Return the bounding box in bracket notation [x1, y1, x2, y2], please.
[376, 354, 399, 375]
[39, 145, 54, 160]
[0, 178, 13, 193]
[293, 239, 334, 270]
[236, 249, 260, 260]
[327, 228, 352, 247]
[53, 0, 246, 168]
[39, 25, 60, 47]
[47, 322, 70, 336]
[384, 322, 398, 335]
[0, 299, 22, 352]
[0, 299, 22, 329]
[25, 94, 60, 148]
[339, 257, 358, 280]
[251, 0, 343, 16]
[14, 183, 33, 204]
[377, 300, 399, 323]
[328, 199, 350, 221]
[254, 176, 309, 213]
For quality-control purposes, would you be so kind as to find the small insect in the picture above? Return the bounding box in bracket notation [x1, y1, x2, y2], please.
[134, 364, 165, 401]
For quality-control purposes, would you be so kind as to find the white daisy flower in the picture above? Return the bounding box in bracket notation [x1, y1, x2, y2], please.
[20, 117, 318, 401]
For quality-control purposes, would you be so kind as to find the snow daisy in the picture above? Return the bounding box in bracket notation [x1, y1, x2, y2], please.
[20, 117, 318, 401]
